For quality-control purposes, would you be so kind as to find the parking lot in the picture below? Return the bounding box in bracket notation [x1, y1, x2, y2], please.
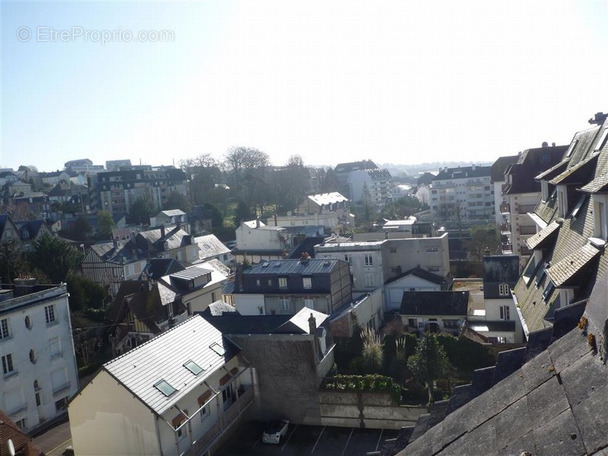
[216, 421, 400, 456]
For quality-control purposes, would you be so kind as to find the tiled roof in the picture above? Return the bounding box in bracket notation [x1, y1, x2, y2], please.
[547, 243, 601, 287]
[400, 291, 469, 316]
[103, 316, 237, 415]
[502, 146, 567, 194]
[580, 171, 608, 193]
[525, 220, 561, 250]
[0, 410, 43, 456]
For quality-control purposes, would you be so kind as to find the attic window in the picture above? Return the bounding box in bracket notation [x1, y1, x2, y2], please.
[154, 379, 177, 397]
[565, 139, 579, 157]
[210, 342, 225, 357]
[571, 195, 587, 219]
[261, 262, 269, 268]
[543, 281, 555, 301]
[183, 360, 204, 375]
[595, 129, 608, 152]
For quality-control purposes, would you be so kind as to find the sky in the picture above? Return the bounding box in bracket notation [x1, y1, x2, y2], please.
[1, 1, 608, 172]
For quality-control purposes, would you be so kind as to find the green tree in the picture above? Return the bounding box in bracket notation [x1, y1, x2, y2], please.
[465, 224, 501, 260]
[361, 183, 374, 223]
[181, 154, 224, 206]
[202, 203, 223, 229]
[128, 195, 156, 225]
[72, 216, 93, 241]
[164, 191, 192, 213]
[26, 234, 83, 283]
[407, 333, 451, 405]
[0, 240, 28, 283]
[97, 210, 115, 240]
[234, 200, 253, 228]
[67, 273, 108, 311]
[379, 196, 424, 221]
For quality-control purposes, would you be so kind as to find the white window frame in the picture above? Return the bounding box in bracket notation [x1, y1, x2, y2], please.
[278, 277, 287, 289]
[594, 195, 608, 240]
[364, 254, 373, 266]
[2, 353, 14, 375]
[499, 305, 511, 320]
[303, 277, 312, 289]
[45, 305, 56, 324]
[280, 298, 290, 312]
[498, 283, 509, 297]
[0, 318, 9, 340]
[557, 185, 568, 218]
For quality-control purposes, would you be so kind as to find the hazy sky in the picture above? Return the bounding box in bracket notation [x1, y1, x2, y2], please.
[2, 1, 608, 172]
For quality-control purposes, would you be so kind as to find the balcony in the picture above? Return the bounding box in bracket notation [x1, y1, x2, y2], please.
[501, 242, 513, 254]
[500, 203, 510, 214]
[186, 383, 255, 456]
[500, 223, 511, 235]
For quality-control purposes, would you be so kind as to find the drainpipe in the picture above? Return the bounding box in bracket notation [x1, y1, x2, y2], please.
[154, 415, 165, 456]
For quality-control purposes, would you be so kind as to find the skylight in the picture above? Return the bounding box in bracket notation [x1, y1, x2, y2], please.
[210, 342, 225, 356]
[595, 129, 608, 152]
[154, 379, 177, 397]
[183, 360, 204, 375]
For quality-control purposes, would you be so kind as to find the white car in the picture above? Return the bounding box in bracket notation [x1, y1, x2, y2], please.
[262, 419, 290, 444]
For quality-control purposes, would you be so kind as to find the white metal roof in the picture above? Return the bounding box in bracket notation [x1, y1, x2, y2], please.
[308, 192, 348, 206]
[103, 315, 231, 415]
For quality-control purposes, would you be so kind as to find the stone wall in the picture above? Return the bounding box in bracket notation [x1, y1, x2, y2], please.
[318, 391, 427, 430]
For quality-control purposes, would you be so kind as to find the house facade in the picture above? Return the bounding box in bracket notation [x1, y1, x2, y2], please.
[233, 220, 293, 264]
[498, 145, 567, 263]
[399, 290, 469, 335]
[429, 165, 494, 227]
[223, 258, 352, 317]
[0, 281, 79, 433]
[69, 316, 255, 456]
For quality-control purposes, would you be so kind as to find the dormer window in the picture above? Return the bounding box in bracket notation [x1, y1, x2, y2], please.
[557, 186, 568, 218]
[593, 195, 608, 240]
[595, 129, 608, 153]
[541, 181, 549, 202]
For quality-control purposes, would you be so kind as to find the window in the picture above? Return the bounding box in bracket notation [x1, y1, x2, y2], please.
[173, 412, 187, 438]
[364, 273, 374, 288]
[595, 129, 608, 152]
[543, 281, 555, 301]
[344, 255, 352, 265]
[24, 315, 31, 330]
[2, 354, 14, 375]
[211, 292, 217, 302]
[210, 342, 226, 357]
[499, 306, 511, 320]
[594, 198, 608, 239]
[280, 298, 290, 312]
[45, 305, 56, 324]
[154, 379, 177, 397]
[256, 279, 261, 287]
[557, 186, 568, 218]
[15, 419, 26, 430]
[278, 277, 287, 288]
[303, 277, 312, 289]
[498, 283, 510, 296]
[36, 392, 42, 407]
[199, 404, 207, 421]
[304, 299, 314, 309]
[183, 360, 203, 375]
[364, 254, 373, 266]
[0, 318, 9, 340]
[29, 349, 36, 364]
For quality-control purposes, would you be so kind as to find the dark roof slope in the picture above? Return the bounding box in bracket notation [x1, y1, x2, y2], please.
[502, 146, 567, 194]
[400, 291, 469, 316]
[490, 155, 518, 183]
[433, 165, 491, 181]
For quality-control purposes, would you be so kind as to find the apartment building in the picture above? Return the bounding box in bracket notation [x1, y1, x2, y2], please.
[0, 280, 79, 433]
[334, 160, 393, 206]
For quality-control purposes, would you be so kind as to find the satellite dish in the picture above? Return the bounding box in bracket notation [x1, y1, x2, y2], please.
[7, 438, 15, 456]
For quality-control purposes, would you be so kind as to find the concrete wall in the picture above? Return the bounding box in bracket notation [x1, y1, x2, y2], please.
[318, 391, 426, 430]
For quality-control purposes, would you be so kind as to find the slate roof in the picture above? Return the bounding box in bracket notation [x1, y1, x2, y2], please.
[0, 410, 43, 456]
[334, 160, 378, 173]
[103, 316, 239, 416]
[200, 300, 239, 317]
[549, 153, 599, 185]
[142, 258, 185, 280]
[384, 267, 446, 287]
[399, 291, 469, 316]
[525, 220, 561, 250]
[580, 171, 608, 193]
[90, 239, 147, 264]
[490, 155, 518, 183]
[244, 258, 342, 275]
[433, 165, 491, 181]
[502, 146, 567, 194]
[194, 234, 230, 261]
[535, 159, 568, 181]
[546, 243, 601, 287]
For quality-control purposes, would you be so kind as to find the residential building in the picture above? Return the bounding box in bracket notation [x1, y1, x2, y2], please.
[0, 280, 79, 433]
[223, 258, 352, 316]
[389, 113, 608, 456]
[429, 165, 494, 227]
[275, 192, 353, 234]
[232, 220, 293, 264]
[399, 290, 469, 335]
[87, 166, 189, 217]
[384, 267, 448, 311]
[329, 289, 384, 337]
[0, 411, 44, 455]
[498, 145, 567, 262]
[14, 220, 53, 252]
[194, 234, 232, 266]
[314, 233, 450, 296]
[150, 209, 189, 234]
[465, 255, 523, 343]
[69, 316, 255, 456]
[334, 160, 393, 206]
[491, 155, 518, 226]
[204, 307, 334, 423]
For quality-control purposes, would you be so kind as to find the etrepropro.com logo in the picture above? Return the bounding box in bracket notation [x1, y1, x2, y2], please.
[16, 26, 175, 45]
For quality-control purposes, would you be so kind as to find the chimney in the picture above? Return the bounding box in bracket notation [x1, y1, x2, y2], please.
[113, 237, 118, 250]
[160, 225, 166, 238]
[256, 219, 260, 228]
[14, 278, 37, 296]
[308, 312, 316, 335]
[237, 264, 244, 292]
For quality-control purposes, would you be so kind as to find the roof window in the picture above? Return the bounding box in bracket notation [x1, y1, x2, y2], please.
[183, 360, 204, 375]
[210, 342, 225, 357]
[154, 379, 177, 397]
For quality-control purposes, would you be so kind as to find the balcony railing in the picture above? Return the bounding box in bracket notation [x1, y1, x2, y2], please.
[187, 384, 255, 456]
[500, 203, 510, 214]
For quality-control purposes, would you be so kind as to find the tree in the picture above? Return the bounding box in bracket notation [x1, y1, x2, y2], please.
[128, 195, 156, 225]
[67, 274, 108, 311]
[360, 183, 374, 224]
[234, 200, 253, 228]
[71, 216, 93, 241]
[319, 168, 343, 194]
[26, 234, 83, 283]
[465, 224, 501, 260]
[379, 196, 424, 221]
[97, 210, 115, 240]
[223, 146, 271, 213]
[180, 154, 223, 206]
[0, 240, 28, 283]
[164, 191, 192, 213]
[272, 155, 310, 213]
[202, 203, 223, 229]
[407, 333, 451, 405]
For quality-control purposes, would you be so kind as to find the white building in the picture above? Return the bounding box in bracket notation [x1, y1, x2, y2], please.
[430, 165, 494, 226]
[233, 220, 292, 264]
[0, 280, 79, 432]
[275, 192, 354, 233]
[334, 160, 393, 206]
[69, 315, 255, 456]
[314, 233, 450, 297]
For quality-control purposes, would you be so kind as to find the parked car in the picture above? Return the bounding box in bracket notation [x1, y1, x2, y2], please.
[262, 419, 290, 444]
